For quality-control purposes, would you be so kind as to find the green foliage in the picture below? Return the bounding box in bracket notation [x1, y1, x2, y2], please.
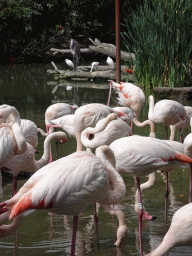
[122, 0, 192, 88]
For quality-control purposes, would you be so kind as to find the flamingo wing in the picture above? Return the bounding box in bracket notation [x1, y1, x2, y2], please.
[9, 151, 109, 218]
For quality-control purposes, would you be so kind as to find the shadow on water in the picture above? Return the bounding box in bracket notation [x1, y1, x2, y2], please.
[0, 63, 192, 255]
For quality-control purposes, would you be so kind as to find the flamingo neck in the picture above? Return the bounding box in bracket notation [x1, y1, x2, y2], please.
[81, 113, 117, 149]
[37, 131, 67, 167]
[148, 95, 155, 121]
[0, 212, 23, 238]
[133, 116, 155, 137]
[95, 145, 126, 205]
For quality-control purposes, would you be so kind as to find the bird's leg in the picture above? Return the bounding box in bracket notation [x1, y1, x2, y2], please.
[71, 216, 78, 256]
[179, 129, 184, 143]
[165, 172, 169, 220]
[94, 203, 99, 248]
[165, 126, 169, 140]
[136, 177, 143, 256]
[12, 176, 17, 197]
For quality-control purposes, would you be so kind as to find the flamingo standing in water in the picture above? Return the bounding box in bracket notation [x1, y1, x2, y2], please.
[0, 105, 27, 198]
[43, 114, 75, 138]
[148, 95, 187, 140]
[0, 145, 126, 256]
[146, 203, 192, 256]
[73, 103, 129, 151]
[113, 106, 136, 130]
[108, 135, 192, 256]
[45, 102, 78, 134]
[1, 131, 67, 196]
[169, 106, 192, 142]
[110, 81, 155, 137]
[81, 113, 132, 151]
[0, 104, 42, 151]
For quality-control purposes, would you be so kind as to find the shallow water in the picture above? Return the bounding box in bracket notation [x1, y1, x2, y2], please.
[0, 62, 192, 255]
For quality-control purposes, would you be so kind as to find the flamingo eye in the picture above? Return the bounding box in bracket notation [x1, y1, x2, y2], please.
[89, 134, 94, 140]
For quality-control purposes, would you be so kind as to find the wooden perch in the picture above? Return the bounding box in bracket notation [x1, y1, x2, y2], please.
[48, 60, 135, 81]
[50, 48, 91, 54]
[88, 38, 135, 62]
[53, 70, 133, 81]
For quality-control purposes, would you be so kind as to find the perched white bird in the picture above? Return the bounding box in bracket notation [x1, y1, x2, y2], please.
[106, 56, 115, 69]
[90, 62, 99, 72]
[65, 59, 74, 69]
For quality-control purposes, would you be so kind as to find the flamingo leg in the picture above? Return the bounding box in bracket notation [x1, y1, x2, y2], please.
[107, 81, 113, 107]
[179, 128, 184, 143]
[165, 126, 169, 140]
[94, 203, 99, 248]
[12, 176, 17, 197]
[71, 216, 78, 256]
[165, 172, 169, 220]
[136, 177, 143, 256]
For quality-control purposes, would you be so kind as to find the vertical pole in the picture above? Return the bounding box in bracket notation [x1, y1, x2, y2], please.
[115, 0, 121, 83]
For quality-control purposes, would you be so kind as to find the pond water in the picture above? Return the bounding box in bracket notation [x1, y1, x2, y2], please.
[0, 62, 192, 256]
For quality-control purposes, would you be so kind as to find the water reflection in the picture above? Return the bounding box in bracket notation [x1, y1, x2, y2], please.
[0, 63, 192, 255]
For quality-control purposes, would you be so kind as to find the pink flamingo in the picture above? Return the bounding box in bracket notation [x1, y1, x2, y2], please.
[113, 106, 136, 130]
[45, 103, 78, 134]
[146, 203, 192, 256]
[110, 81, 155, 137]
[41, 114, 75, 138]
[169, 106, 192, 142]
[148, 95, 187, 140]
[73, 103, 129, 151]
[1, 131, 67, 196]
[0, 105, 27, 198]
[0, 104, 41, 151]
[0, 145, 126, 256]
[81, 113, 132, 151]
[108, 135, 192, 256]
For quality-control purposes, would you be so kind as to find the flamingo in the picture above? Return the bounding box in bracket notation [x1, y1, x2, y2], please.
[0, 104, 41, 151]
[170, 106, 192, 142]
[1, 131, 67, 196]
[45, 103, 78, 134]
[148, 95, 187, 140]
[0, 105, 27, 198]
[110, 81, 155, 137]
[108, 135, 192, 256]
[90, 62, 99, 72]
[146, 203, 192, 256]
[73, 103, 129, 151]
[0, 145, 126, 256]
[42, 114, 75, 138]
[113, 106, 136, 129]
[81, 113, 132, 151]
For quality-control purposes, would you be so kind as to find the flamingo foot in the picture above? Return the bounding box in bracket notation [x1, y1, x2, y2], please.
[142, 212, 157, 220]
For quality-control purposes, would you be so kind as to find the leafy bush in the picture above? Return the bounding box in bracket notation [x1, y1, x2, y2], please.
[122, 0, 192, 88]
